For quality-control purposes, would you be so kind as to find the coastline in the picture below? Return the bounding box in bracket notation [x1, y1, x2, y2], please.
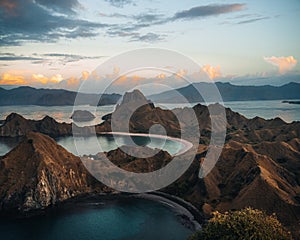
[99, 131, 193, 156]
[68, 192, 203, 231]
[135, 192, 202, 231]
[0, 192, 203, 232]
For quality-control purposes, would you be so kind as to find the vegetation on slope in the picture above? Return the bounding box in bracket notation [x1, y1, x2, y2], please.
[188, 208, 292, 240]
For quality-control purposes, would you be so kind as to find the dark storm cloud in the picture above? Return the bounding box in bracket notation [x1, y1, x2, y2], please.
[0, 0, 108, 46]
[172, 3, 246, 20]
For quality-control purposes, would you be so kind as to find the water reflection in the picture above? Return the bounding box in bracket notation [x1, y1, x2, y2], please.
[57, 135, 182, 156]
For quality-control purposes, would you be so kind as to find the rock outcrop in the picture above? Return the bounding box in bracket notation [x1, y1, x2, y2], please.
[71, 110, 96, 122]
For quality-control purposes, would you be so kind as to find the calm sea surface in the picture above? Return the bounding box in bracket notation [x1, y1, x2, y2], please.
[0, 198, 193, 240]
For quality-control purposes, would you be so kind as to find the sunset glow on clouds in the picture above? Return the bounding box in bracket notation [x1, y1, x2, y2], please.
[0, 70, 91, 89]
[0, 0, 299, 89]
[264, 56, 297, 74]
[0, 71, 63, 86]
[202, 65, 222, 79]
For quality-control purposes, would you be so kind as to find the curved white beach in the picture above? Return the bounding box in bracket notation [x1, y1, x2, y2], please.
[99, 131, 193, 156]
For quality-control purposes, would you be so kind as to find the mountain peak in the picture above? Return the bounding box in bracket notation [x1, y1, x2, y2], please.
[5, 113, 26, 122]
[0, 132, 95, 212]
[122, 89, 148, 104]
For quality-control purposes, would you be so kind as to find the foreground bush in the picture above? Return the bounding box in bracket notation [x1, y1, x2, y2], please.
[188, 208, 292, 240]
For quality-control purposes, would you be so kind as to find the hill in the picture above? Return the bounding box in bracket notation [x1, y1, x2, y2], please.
[148, 82, 300, 103]
[0, 86, 121, 106]
[0, 132, 107, 213]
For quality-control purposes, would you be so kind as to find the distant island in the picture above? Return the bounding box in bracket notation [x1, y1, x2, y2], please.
[282, 100, 300, 105]
[0, 86, 121, 106]
[149, 82, 300, 103]
[1, 82, 300, 106]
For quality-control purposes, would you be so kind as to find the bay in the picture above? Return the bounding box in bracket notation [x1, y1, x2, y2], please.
[0, 198, 193, 240]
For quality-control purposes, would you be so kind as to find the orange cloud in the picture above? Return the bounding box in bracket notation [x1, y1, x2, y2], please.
[175, 69, 188, 79]
[0, 71, 64, 86]
[264, 56, 297, 74]
[66, 77, 80, 88]
[31, 74, 63, 84]
[114, 75, 127, 85]
[0, 72, 26, 85]
[156, 73, 166, 79]
[64, 71, 92, 88]
[81, 71, 89, 80]
[202, 64, 222, 79]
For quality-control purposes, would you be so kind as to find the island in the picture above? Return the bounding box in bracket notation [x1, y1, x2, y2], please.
[71, 110, 96, 122]
[0, 90, 299, 238]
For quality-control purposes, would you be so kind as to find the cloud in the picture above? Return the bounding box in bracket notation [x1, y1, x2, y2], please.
[102, 3, 247, 43]
[129, 32, 166, 42]
[202, 65, 222, 79]
[172, 3, 245, 20]
[0, 70, 93, 90]
[175, 69, 188, 79]
[38, 53, 105, 64]
[31, 73, 63, 84]
[264, 56, 297, 74]
[0, 70, 64, 85]
[0, 71, 26, 85]
[0, 52, 105, 67]
[34, 0, 80, 15]
[0, 0, 108, 46]
[133, 13, 165, 23]
[104, 0, 134, 8]
[0, 53, 43, 61]
[237, 16, 269, 24]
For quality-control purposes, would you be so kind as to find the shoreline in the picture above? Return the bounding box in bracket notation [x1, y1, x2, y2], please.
[99, 131, 193, 156]
[135, 192, 202, 231]
[0, 192, 203, 232]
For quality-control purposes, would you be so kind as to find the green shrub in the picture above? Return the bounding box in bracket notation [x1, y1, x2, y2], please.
[188, 208, 292, 240]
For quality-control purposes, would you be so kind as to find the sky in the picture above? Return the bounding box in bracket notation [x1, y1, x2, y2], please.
[0, 0, 300, 92]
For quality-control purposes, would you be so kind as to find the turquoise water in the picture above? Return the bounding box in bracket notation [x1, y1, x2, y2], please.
[0, 134, 183, 157]
[0, 198, 192, 240]
[57, 134, 183, 156]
